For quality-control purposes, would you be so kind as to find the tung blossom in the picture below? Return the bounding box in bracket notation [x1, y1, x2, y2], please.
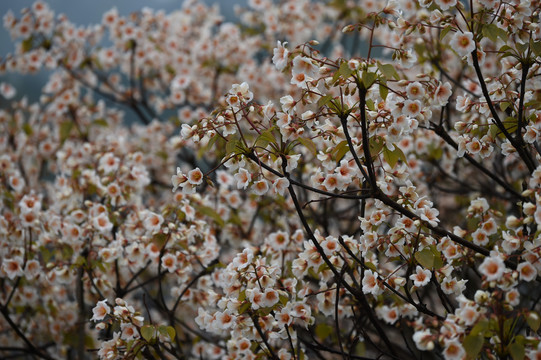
[449, 31, 476, 57]
[478, 253, 506, 281]
[272, 40, 289, 71]
[410, 265, 432, 287]
[91, 300, 111, 322]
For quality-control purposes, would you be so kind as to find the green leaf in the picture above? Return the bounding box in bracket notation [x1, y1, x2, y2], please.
[503, 117, 518, 133]
[332, 62, 353, 83]
[464, 333, 484, 359]
[382, 146, 406, 169]
[22, 123, 33, 136]
[73, 256, 86, 267]
[470, 319, 489, 336]
[379, 83, 388, 101]
[524, 100, 541, 109]
[369, 136, 385, 157]
[62, 244, 74, 259]
[414, 247, 434, 269]
[298, 137, 317, 156]
[440, 26, 452, 40]
[332, 140, 350, 162]
[141, 325, 156, 342]
[499, 102, 511, 112]
[338, 61, 353, 78]
[156, 150, 168, 160]
[509, 340, 525, 360]
[92, 118, 108, 127]
[489, 124, 505, 139]
[194, 204, 225, 227]
[364, 262, 377, 272]
[315, 323, 334, 340]
[516, 41, 529, 55]
[225, 138, 244, 155]
[531, 40, 541, 57]
[318, 94, 334, 108]
[152, 233, 168, 247]
[482, 24, 508, 43]
[238, 301, 251, 314]
[497, 45, 516, 60]
[362, 71, 377, 88]
[377, 62, 399, 80]
[430, 246, 444, 269]
[59, 121, 74, 143]
[366, 99, 375, 111]
[165, 326, 176, 341]
[22, 36, 34, 53]
[157, 325, 176, 341]
[39, 246, 51, 263]
[254, 127, 276, 149]
[354, 342, 366, 356]
[499, 45, 513, 53]
[527, 311, 541, 331]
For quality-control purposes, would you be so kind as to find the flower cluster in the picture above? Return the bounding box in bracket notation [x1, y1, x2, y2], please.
[1, 0, 541, 359]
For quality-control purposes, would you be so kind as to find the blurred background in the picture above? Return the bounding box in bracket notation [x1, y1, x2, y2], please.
[0, 0, 247, 101]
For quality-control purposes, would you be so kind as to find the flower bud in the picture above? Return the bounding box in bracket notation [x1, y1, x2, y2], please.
[342, 25, 356, 33]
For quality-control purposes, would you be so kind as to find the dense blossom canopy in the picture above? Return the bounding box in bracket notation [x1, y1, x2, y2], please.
[1, 0, 541, 359]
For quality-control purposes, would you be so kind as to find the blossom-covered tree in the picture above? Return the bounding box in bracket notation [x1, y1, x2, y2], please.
[1, 0, 541, 359]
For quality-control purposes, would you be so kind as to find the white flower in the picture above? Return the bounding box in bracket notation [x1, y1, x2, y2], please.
[0, 82, 16, 99]
[229, 82, 253, 102]
[434, 82, 452, 106]
[449, 31, 476, 57]
[161, 253, 177, 273]
[434, 0, 457, 10]
[143, 211, 163, 233]
[252, 179, 269, 195]
[468, 197, 489, 213]
[121, 323, 139, 341]
[170, 74, 191, 90]
[517, 262, 537, 281]
[413, 329, 434, 351]
[98, 152, 120, 174]
[2, 257, 24, 280]
[290, 71, 313, 89]
[362, 270, 382, 295]
[261, 288, 279, 307]
[232, 248, 253, 270]
[403, 99, 422, 117]
[280, 95, 296, 113]
[443, 338, 465, 360]
[292, 56, 318, 78]
[93, 213, 113, 234]
[171, 167, 187, 192]
[399, 48, 417, 69]
[410, 265, 432, 287]
[405, 82, 425, 99]
[285, 154, 301, 172]
[91, 299, 110, 322]
[234, 168, 251, 189]
[478, 254, 506, 281]
[24, 259, 41, 280]
[187, 168, 204, 185]
[180, 124, 197, 139]
[273, 177, 290, 196]
[419, 206, 440, 227]
[272, 41, 289, 71]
